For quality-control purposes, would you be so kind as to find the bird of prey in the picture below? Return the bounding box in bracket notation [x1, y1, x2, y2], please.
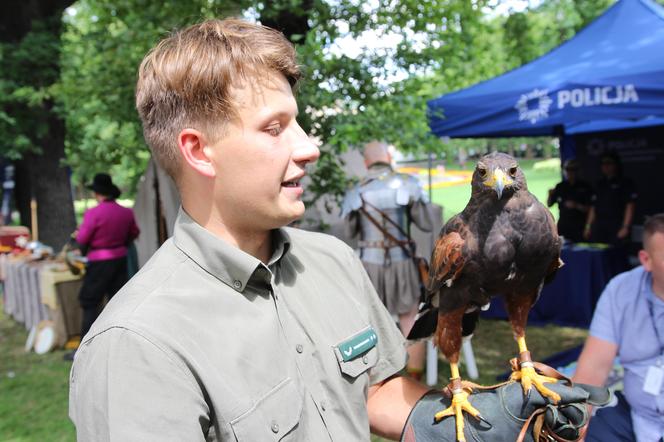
[408, 152, 563, 442]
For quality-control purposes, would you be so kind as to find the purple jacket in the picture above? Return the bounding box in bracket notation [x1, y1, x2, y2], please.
[76, 200, 140, 262]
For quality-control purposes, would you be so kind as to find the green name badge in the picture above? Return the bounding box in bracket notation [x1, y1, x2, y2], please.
[337, 326, 378, 362]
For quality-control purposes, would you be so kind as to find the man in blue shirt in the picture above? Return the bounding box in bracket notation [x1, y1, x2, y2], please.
[574, 214, 664, 441]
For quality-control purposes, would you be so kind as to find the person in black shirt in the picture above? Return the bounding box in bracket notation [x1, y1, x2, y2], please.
[584, 152, 637, 245]
[547, 159, 593, 242]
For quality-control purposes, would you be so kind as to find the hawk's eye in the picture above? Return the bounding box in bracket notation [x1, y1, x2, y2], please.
[509, 166, 518, 177]
[477, 167, 487, 178]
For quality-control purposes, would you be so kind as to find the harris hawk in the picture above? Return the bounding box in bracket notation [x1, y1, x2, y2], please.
[408, 152, 563, 442]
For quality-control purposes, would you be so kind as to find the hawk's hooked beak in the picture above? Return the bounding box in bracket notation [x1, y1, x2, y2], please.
[484, 169, 513, 198]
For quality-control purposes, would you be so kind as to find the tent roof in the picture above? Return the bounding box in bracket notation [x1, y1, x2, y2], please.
[428, 0, 664, 138]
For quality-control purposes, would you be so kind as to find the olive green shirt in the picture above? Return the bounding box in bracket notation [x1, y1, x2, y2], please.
[69, 209, 407, 441]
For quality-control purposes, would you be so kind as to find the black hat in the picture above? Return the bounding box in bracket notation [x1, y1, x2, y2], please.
[86, 173, 121, 199]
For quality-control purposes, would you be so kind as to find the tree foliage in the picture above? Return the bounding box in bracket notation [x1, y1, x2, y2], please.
[3, 0, 644, 236]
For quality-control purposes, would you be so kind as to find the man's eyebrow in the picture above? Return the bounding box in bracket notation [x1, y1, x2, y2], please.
[259, 108, 299, 123]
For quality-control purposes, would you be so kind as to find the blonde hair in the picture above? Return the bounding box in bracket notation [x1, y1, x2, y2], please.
[136, 18, 301, 181]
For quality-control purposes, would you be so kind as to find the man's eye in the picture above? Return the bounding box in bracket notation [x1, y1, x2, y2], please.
[266, 126, 282, 136]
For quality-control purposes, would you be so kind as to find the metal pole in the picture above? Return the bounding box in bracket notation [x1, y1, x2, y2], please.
[425, 148, 438, 386]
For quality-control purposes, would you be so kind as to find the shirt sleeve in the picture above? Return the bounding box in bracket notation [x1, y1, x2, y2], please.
[348, 249, 407, 385]
[69, 327, 210, 441]
[76, 210, 97, 246]
[589, 278, 621, 345]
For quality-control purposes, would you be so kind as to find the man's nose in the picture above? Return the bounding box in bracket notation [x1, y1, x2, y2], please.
[289, 122, 320, 165]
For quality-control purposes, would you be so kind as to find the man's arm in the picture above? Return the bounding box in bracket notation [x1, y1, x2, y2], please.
[75, 210, 95, 246]
[617, 201, 635, 240]
[583, 206, 596, 240]
[573, 335, 617, 388]
[70, 328, 210, 441]
[367, 376, 430, 440]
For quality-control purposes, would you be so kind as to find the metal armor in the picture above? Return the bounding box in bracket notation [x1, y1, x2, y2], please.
[341, 164, 428, 265]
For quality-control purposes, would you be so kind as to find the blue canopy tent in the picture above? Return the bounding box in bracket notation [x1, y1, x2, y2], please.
[427, 0, 664, 338]
[427, 0, 664, 139]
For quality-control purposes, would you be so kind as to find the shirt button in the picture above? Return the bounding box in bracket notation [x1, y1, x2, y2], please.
[233, 280, 242, 290]
[271, 421, 279, 433]
[321, 400, 327, 411]
[296, 344, 304, 353]
[362, 355, 369, 364]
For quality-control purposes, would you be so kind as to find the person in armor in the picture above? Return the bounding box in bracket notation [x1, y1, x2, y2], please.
[341, 141, 433, 379]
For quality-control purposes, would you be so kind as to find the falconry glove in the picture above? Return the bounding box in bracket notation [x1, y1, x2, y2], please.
[401, 377, 610, 442]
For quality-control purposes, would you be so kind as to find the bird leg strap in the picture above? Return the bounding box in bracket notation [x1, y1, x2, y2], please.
[509, 356, 573, 387]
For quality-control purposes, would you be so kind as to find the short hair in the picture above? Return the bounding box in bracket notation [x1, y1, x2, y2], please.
[643, 214, 664, 247]
[136, 18, 301, 181]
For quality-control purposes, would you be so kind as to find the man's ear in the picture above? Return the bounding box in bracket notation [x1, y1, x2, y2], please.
[178, 128, 216, 178]
[639, 249, 651, 271]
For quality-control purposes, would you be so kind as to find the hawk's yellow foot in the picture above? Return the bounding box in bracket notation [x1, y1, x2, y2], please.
[510, 362, 561, 403]
[434, 378, 488, 442]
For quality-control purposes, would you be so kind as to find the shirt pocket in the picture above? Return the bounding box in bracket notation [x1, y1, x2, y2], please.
[230, 377, 303, 441]
[333, 325, 379, 378]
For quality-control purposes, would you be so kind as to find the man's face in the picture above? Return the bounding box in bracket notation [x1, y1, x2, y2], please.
[640, 232, 664, 295]
[207, 73, 320, 231]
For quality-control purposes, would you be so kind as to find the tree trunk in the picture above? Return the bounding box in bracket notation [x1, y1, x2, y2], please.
[27, 108, 75, 249]
[1, 0, 76, 250]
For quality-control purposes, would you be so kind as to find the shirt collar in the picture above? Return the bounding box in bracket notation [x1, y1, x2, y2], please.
[644, 271, 664, 309]
[172, 208, 291, 293]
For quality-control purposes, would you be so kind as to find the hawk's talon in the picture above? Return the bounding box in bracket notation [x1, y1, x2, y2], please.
[477, 413, 492, 428]
[434, 387, 481, 442]
[510, 365, 561, 403]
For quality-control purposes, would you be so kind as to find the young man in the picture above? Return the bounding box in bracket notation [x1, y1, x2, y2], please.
[69, 18, 605, 442]
[574, 214, 664, 441]
[68, 18, 427, 441]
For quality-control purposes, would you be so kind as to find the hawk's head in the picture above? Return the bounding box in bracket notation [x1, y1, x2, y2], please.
[472, 152, 526, 199]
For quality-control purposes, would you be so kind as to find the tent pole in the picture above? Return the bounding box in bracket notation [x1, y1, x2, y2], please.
[427, 149, 433, 202]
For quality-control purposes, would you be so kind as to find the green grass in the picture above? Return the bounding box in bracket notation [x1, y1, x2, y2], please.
[0, 304, 76, 441]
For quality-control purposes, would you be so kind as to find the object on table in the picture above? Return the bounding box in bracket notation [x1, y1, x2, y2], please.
[25, 241, 54, 260]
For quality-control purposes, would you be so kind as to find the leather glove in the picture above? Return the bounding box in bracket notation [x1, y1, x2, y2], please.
[401, 380, 611, 442]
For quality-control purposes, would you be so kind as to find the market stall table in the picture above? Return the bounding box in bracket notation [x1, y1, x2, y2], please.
[2, 255, 83, 349]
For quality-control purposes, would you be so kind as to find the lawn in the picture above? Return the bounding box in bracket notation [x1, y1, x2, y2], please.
[1, 157, 587, 441]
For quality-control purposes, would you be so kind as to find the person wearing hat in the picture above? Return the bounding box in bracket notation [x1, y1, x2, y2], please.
[64, 173, 139, 360]
[547, 158, 593, 243]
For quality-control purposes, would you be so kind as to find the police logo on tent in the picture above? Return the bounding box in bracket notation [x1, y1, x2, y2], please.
[515, 89, 553, 124]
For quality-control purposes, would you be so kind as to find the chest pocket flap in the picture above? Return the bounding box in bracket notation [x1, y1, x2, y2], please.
[230, 377, 303, 441]
[334, 325, 379, 378]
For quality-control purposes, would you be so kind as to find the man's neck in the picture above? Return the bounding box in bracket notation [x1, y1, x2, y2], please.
[651, 278, 664, 302]
[183, 203, 273, 263]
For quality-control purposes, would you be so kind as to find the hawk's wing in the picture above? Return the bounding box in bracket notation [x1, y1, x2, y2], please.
[407, 216, 469, 340]
[428, 216, 468, 294]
